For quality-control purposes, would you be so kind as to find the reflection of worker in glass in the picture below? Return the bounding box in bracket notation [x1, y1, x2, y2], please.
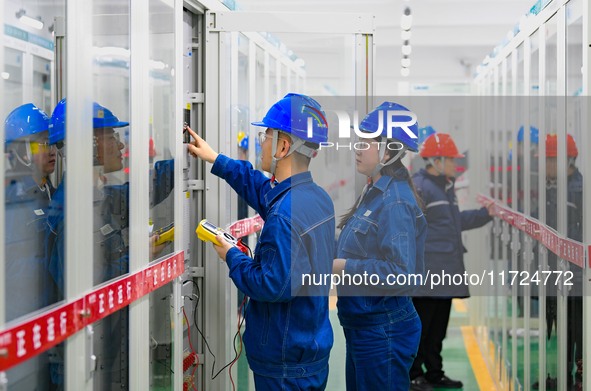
[44, 100, 132, 390]
[514, 126, 539, 212]
[5, 103, 56, 202]
[513, 126, 540, 321]
[537, 133, 583, 390]
[185, 93, 335, 390]
[46, 100, 131, 297]
[4, 103, 54, 390]
[45, 99, 173, 390]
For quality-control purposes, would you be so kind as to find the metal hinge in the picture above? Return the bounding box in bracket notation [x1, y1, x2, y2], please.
[187, 93, 204, 104]
[187, 267, 205, 278]
[187, 180, 205, 192]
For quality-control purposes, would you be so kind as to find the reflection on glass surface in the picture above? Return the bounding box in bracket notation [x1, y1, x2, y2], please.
[4, 48, 24, 113]
[269, 56, 278, 103]
[32, 56, 52, 114]
[89, 1, 132, 389]
[255, 46, 266, 170]
[504, 55, 513, 209]
[3, 0, 64, 389]
[541, 15, 559, 388]
[150, 284, 174, 389]
[148, 1, 176, 389]
[565, 1, 583, 387]
[528, 33, 542, 386]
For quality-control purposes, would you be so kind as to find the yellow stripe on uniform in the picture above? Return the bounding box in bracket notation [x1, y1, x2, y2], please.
[461, 326, 497, 391]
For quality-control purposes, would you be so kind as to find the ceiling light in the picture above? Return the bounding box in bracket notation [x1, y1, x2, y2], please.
[15, 9, 44, 30]
[401, 68, 410, 77]
[402, 44, 412, 56]
[401, 30, 411, 40]
[400, 15, 412, 31]
[401, 57, 411, 68]
[1, 72, 9, 80]
[400, 7, 412, 31]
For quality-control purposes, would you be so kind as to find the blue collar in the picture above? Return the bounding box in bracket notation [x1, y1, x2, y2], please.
[265, 171, 313, 205]
[372, 175, 394, 193]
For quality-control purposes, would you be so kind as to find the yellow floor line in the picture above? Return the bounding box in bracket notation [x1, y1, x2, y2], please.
[453, 298, 468, 313]
[461, 326, 497, 391]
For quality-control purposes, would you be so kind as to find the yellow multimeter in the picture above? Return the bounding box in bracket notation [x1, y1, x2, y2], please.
[154, 223, 174, 246]
[196, 219, 249, 254]
[196, 219, 238, 246]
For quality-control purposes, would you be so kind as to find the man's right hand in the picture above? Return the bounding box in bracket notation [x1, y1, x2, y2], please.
[184, 125, 219, 164]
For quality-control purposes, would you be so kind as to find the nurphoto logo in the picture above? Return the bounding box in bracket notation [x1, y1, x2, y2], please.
[307, 109, 418, 151]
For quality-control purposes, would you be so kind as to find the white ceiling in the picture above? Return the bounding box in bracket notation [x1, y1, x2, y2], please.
[237, 0, 533, 94]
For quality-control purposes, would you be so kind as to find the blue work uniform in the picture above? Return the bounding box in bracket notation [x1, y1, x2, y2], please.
[336, 168, 427, 391]
[410, 168, 491, 383]
[212, 154, 335, 390]
[45, 177, 131, 390]
[5, 174, 54, 390]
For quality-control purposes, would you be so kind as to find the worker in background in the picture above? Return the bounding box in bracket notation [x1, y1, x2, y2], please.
[4, 103, 55, 390]
[534, 133, 583, 390]
[410, 133, 492, 391]
[185, 93, 334, 390]
[332, 102, 426, 391]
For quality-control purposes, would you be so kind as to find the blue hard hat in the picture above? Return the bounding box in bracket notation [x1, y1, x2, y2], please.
[517, 125, 539, 144]
[359, 101, 419, 152]
[251, 93, 328, 144]
[418, 125, 437, 145]
[49, 99, 129, 144]
[4, 103, 50, 146]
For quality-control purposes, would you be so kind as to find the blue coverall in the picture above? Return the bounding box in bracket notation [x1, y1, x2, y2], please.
[212, 154, 335, 391]
[336, 168, 427, 391]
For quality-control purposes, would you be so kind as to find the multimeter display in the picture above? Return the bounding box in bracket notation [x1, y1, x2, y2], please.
[196, 219, 238, 246]
[202, 221, 217, 232]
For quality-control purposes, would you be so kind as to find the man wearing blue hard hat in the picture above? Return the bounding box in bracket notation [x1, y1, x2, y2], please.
[5, 103, 56, 203]
[46, 99, 131, 299]
[46, 99, 170, 390]
[5, 103, 56, 316]
[4, 103, 55, 389]
[185, 93, 335, 390]
[46, 99, 173, 389]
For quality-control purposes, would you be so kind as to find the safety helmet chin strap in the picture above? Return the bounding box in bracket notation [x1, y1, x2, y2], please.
[269, 129, 281, 180]
[370, 144, 407, 178]
[9, 141, 34, 169]
[428, 157, 446, 176]
[269, 130, 318, 181]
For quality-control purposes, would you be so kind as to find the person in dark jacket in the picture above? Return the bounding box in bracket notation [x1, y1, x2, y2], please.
[333, 102, 427, 391]
[185, 93, 335, 391]
[535, 133, 583, 390]
[410, 133, 492, 390]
